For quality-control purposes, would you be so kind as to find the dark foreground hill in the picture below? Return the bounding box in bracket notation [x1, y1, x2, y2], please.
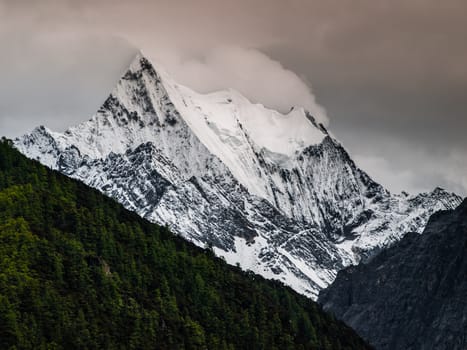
[0, 138, 370, 350]
[319, 197, 467, 349]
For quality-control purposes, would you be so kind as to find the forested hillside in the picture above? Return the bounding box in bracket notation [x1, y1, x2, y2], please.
[0, 139, 370, 350]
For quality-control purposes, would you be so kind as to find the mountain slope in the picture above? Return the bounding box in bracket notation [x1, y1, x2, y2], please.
[319, 199, 467, 350]
[15, 52, 462, 298]
[0, 139, 372, 350]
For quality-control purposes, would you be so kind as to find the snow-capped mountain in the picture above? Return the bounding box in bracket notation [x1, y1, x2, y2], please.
[15, 52, 462, 299]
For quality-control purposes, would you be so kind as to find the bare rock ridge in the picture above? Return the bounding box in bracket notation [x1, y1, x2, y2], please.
[319, 199, 467, 350]
[14, 52, 462, 299]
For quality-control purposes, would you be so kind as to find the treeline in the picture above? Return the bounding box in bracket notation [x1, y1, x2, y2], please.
[0, 139, 371, 350]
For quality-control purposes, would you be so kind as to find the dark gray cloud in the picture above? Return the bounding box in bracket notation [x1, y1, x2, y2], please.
[0, 0, 465, 195]
[0, 33, 136, 135]
[262, 0, 467, 195]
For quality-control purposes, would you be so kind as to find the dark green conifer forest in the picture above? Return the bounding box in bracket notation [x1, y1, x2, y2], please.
[0, 139, 371, 349]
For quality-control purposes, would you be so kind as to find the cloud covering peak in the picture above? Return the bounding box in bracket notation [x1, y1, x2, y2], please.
[154, 46, 329, 125]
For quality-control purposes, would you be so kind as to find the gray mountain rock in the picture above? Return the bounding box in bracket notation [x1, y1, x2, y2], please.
[319, 199, 467, 349]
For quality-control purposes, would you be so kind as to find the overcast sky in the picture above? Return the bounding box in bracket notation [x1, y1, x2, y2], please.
[0, 0, 466, 196]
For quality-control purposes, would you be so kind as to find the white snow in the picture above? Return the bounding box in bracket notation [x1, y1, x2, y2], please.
[161, 74, 327, 199]
[214, 235, 324, 299]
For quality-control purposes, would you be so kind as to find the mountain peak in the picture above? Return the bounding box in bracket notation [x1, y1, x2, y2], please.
[432, 186, 447, 194]
[120, 51, 329, 157]
[121, 50, 174, 92]
[14, 50, 463, 300]
[128, 49, 152, 70]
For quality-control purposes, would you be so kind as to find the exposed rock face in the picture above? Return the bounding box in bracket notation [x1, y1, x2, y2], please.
[14, 52, 462, 299]
[319, 199, 467, 350]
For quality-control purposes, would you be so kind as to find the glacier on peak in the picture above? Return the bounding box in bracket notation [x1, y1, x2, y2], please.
[14, 52, 463, 299]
